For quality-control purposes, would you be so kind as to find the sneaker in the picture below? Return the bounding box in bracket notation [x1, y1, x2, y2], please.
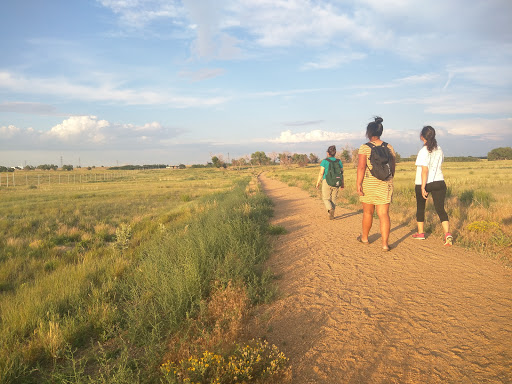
[444, 233, 453, 246]
[412, 233, 425, 240]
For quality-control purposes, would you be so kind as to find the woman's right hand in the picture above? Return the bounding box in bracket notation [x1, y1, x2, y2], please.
[357, 184, 364, 196]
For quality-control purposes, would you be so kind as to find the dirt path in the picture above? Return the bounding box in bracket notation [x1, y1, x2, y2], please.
[250, 174, 512, 384]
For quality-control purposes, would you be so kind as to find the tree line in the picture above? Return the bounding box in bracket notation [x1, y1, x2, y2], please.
[1, 147, 510, 173]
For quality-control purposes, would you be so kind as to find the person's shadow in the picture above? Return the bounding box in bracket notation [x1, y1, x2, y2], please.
[367, 222, 416, 247]
[334, 209, 363, 220]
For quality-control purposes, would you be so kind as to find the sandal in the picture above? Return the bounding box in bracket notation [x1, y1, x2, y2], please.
[382, 245, 392, 252]
[357, 235, 369, 245]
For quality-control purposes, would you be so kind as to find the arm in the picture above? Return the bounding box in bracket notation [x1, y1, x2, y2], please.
[390, 153, 396, 177]
[316, 166, 325, 189]
[421, 165, 429, 199]
[356, 154, 366, 196]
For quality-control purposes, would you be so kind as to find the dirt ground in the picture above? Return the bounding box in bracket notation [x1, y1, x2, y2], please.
[248, 174, 512, 384]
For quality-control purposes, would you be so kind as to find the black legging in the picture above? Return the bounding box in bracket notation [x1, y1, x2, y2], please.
[415, 180, 449, 222]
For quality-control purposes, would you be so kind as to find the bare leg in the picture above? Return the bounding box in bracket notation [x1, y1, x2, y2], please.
[361, 203, 375, 242]
[376, 204, 391, 248]
[441, 220, 450, 233]
[417, 221, 425, 234]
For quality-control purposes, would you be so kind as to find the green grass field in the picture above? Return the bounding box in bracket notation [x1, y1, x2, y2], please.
[1, 162, 510, 382]
[266, 160, 512, 263]
[0, 168, 284, 383]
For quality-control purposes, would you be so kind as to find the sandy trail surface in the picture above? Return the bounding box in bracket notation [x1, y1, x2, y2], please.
[249, 174, 512, 384]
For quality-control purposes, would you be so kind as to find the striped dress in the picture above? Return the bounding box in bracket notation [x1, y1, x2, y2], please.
[358, 142, 396, 205]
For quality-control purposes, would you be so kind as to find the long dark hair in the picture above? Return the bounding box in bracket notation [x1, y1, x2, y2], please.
[327, 145, 336, 157]
[421, 126, 438, 152]
[366, 116, 383, 140]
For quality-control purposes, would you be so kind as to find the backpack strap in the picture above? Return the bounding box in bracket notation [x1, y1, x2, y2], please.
[326, 158, 342, 166]
[366, 141, 387, 148]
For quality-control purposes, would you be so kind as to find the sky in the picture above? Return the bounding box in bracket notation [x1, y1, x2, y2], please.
[0, 0, 511, 167]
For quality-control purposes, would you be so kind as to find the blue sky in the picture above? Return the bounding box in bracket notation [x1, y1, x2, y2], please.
[0, 0, 511, 166]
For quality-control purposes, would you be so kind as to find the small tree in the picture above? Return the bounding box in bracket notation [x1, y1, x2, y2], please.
[488, 147, 512, 160]
[292, 153, 309, 167]
[178, 164, 186, 169]
[278, 152, 292, 167]
[309, 153, 319, 164]
[211, 156, 225, 168]
[62, 164, 74, 171]
[351, 148, 359, 167]
[268, 152, 279, 165]
[250, 151, 271, 166]
[341, 149, 351, 164]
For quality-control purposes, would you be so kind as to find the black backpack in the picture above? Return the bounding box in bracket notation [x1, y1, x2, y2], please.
[325, 158, 344, 187]
[365, 142, 392, 181]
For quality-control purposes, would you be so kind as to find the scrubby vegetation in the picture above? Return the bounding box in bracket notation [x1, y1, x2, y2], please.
[0, 168, 288, 383]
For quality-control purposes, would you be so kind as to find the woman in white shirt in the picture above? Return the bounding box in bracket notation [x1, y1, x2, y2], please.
[412, 126, 452, 246]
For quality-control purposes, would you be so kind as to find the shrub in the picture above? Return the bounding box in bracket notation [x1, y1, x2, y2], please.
[161, 339, 288, 384]
[459, 190, 474, 206]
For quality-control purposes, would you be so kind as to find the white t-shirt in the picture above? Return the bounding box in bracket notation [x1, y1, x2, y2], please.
[415, 145, 444, 185]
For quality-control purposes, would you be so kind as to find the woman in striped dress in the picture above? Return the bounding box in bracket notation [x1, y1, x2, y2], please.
[356, 116, 396, 251]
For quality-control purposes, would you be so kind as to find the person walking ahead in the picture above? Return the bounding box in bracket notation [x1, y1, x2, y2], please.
[356, 116, 396, 251]
[316, 145, 344, 220]
[412, 126, 453, 246]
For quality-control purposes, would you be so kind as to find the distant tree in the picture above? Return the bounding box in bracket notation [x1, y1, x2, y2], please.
[24, 165, 35, 171]
[309, 153, 319, 164]
[278, 152, 292, 167]
[351, 149, 359, 167]
[250, 151, 271, 166]
[488, 147, 512, 160]
[395, 152, 402, 163]
[0, 166, 8, 172]
[231, 158, 247, 171]
[292, 153, 309, 167]
[211, 156, 222, 168]
[341, 149, 351, 164]
[268, 152, 279, 165]
[178, 164, 186, 169]
[37, 164, 58, 171]
[62, 164, 74, 171]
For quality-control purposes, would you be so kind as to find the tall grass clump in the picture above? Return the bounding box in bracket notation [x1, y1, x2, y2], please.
[120, 180, 276, 374]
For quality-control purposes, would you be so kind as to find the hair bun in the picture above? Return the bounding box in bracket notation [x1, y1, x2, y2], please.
[374, 116, 383, 124]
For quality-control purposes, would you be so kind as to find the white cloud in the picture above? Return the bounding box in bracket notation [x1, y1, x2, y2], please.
[0, 116, 186, 152]
[0, 125, 21, 138]
[47, 116, 110, 143]
[98, 0, 184, 28]
[0, 71, 228, 108]
[0, 102, 60, 115]
[435, 118, 512, 141]
[179, 68, 225, 81]
[301, 52, 367, 70]
[270, 129, 359, 143]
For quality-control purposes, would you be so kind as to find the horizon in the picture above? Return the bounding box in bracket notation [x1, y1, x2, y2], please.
[1, 1, 511, 167]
